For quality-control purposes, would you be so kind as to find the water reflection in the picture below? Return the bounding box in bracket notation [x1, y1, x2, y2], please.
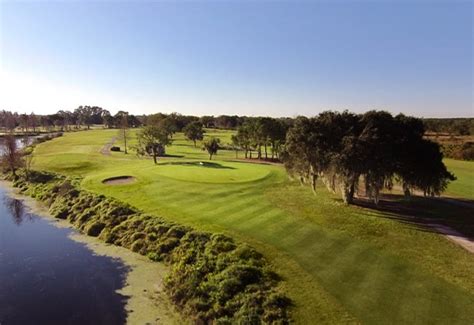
[0, 187, 130, 324]
[3, 196, 33, 225]
[0, 136, 35, 155]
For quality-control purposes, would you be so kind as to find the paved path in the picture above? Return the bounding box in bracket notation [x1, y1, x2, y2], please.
[426, 222, 474, 254]
[100, 137, 116, 155]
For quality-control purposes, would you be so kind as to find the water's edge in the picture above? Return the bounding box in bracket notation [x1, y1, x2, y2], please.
[0, 180, 183, 325]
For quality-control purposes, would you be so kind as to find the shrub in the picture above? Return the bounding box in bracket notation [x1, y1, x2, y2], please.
[110, 146, 121, 152]
[85, 221, 106, 236]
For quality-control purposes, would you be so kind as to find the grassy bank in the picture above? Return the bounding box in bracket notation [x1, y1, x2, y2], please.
[11, 171, 291, 323]
[31, 129, 474, 324]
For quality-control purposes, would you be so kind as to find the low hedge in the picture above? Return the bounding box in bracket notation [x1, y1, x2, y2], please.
[11, 170, 291, 324]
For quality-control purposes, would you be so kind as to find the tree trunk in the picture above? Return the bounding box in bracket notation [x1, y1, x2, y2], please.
[341, 181, 355, 204]
[403, 182, 411, 200]
[311, 173, 317, 194]
[264, 143, 268, 160]
[235, 150, 238, 159]
[152, 148, 157, 164]
[244, 149, 248, 159]
[209, 153, 213, 160]
[193, 140, 196, 147]
[124, 134, 128, 154]
[348, 183, 355, 203]
[373, 188, 380, 205]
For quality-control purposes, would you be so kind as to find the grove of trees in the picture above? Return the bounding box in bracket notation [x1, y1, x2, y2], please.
[282, 111, 455, 204]
[233, 117, 288, 160]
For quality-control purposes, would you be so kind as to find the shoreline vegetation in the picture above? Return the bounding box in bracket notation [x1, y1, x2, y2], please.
[8, 170, 292, 324]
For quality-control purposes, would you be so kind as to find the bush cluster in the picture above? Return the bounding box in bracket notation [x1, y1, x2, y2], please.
[11, 170, 291, 324]
[34, 132, 63, 144]
[110, 146, 121, 152]
[441, 142, 474, 161]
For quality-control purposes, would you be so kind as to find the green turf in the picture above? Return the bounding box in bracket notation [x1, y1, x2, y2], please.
[444, 159, 474, 199]
[32, 129, 474, 324]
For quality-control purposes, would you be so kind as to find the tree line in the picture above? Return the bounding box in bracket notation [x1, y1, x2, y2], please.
[1, 107, 455, 204]
[4, 106, 467, 136]
[424, 118, 474, 136]
[1, 107, 285, 134]
[0, 107, 142, 133]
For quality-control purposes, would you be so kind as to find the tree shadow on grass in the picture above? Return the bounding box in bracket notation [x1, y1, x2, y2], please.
[352, 194, 474, 239]
[162, 154, 185, 158]
[58, 161, 96, 174]
[158, 161, 236, 169]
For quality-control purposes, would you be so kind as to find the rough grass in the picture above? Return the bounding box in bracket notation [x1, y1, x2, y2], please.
[31, 129, 474, 324]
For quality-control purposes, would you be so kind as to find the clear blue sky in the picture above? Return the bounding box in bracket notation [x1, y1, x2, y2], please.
[1, 1, 472, 117]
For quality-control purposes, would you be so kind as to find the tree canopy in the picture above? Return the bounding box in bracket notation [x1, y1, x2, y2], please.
[183, 121, 204, 147]
[137, 125, 172, 164]
[282, 111, 455, 204]
[203, 137, 220, 160]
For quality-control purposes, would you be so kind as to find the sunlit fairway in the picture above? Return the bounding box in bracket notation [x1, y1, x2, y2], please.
[32, 129, 474, 324]
[444, 159, 474, 199]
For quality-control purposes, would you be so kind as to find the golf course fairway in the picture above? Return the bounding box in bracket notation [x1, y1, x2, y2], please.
[31, 129, 474, 324]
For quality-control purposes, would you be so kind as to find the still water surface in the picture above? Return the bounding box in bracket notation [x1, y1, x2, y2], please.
[0, 186, 129, 324]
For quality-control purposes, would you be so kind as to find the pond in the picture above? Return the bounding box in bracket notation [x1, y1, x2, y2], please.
[0, 186, 129, 324]
[0, 185, 179, 324]
[0, 136, 35, 155]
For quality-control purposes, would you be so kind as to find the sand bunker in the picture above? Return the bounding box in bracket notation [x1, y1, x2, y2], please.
[102, 176, 136, 185]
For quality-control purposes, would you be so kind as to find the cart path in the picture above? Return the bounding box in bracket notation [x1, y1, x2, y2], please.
[101, 137, 117, 155]
[426, 222, 474, 254]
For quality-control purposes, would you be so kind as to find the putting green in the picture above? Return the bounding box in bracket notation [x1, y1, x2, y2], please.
[151, 160, 272, 183]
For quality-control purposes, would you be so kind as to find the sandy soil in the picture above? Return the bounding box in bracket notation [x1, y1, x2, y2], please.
[102, 176, 136, 185]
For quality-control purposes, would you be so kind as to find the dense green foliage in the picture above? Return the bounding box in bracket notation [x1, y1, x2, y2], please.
[183, 121, 205, 147]
[283, 111, 455, 204]
[234, 118, 288, 160]
[203, 137, 220, 160]
[137, 125, 173, 164]
[11, 170, 291, 324]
